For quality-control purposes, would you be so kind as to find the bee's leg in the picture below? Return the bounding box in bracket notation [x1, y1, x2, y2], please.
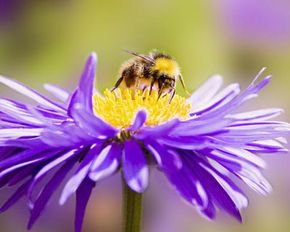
[111, 76, 124, 92]
[149, 78, 156, 95]
[141, 86, 147, 100]
[157, 84, 165, 101]
[131, 78, 140, 99]
[168, 88, 176, 103]
[178, 74, 190, 95]
[141, 86, 148, 98]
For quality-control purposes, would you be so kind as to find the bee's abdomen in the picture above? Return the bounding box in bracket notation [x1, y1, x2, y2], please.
[122, 63, 139, 88]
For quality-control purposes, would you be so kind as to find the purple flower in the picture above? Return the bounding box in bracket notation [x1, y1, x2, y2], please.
[0, 53, 289, 231]
[0, 0, 72, 26]
[0, 0, 22, 25]
[217, 0, 290, 46]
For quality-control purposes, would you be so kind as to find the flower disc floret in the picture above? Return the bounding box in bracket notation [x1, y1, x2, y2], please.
[93, 89, 191, 128]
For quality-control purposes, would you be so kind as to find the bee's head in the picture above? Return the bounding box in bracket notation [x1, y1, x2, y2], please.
[150, 51, 189, 96]
[157, 74, 175, 93]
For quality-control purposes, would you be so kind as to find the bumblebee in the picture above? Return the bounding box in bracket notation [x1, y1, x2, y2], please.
[112, 50, 189, 102]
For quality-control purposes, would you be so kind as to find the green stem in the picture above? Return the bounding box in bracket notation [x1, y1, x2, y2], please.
[122, 178, 143, 232]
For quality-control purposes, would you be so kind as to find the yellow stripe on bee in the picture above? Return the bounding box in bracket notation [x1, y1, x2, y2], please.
[153, 58, 179, 76]
[93, 89, 190, 129]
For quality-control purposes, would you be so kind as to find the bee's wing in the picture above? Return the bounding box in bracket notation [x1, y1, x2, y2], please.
[123, 49, 155, 64]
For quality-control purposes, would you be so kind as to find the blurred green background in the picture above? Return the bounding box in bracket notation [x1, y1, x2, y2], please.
[0, 0, 290, 231]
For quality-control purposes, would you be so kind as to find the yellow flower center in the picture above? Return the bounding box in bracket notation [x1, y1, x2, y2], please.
[93, 89, 191, 129]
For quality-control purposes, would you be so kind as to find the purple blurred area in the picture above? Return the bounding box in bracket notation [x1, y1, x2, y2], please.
[217, 0, 290, 47]
[0, 0, 70, 26]
[0, 0, 23, 25]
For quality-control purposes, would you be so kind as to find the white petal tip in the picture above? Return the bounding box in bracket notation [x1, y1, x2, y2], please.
[89, 52, 98, 62]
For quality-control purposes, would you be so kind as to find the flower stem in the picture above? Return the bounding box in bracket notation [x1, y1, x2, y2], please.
[122, 178, 143, 232]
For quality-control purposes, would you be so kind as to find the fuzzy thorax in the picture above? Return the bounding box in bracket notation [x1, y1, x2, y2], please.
[93, 89, 190, 128]
[152, 57, 180, 76]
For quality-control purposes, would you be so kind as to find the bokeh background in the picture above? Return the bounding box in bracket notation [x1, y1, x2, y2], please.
[0, 0, 290, 231]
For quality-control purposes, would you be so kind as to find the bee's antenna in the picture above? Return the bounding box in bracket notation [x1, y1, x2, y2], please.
[123, 49, 155, 64]
[178, 74, 190, 96]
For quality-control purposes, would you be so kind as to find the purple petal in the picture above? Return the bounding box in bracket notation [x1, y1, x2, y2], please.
[0, 178, 31, 213]
[156, 136, 210, 150]
[0, 172, 16, 188]
[0, 147, 21, 162]
[201, 200, 216, 220]
[212, 146, 266, 168]
[27, 149, 79, 206]
[227, 108, 283, 122]
[146, 142, 218, 218]
[246, 68, 272, 94]
[0, 99, 43, 126]
[186, 155, 242, 221]
[215, 130, 290, 144]
[161, 158, 209, 210]
[68, 53, 97, 115]
[144, 140, 182, 173]
[0, 128, 42, 140]
[193, 74, 272, 120]
[218, 160, 272, 195]
[40, 124, 93, 148]
[197, 158, 248, 210]
[191, 83, 240, 115]
[208, 148, 272, 195]
[0, 157, 45, 179]
[8, 165, 37, 186]
[71, 104, 117, 138]
[135, 119, 179, 140]
[0, 75, 65, 112]
[188, 74, 223, 109]
[246, 139, 288, 153]
[27, 157, 77, 229]
[123, 139, 149, 193]
[59, 144, 101, 204]
[225, 121, 290, 133]
[43, 84, 70, 102]
[89, 143, 121, 181]
[0, 149, 58, 174]
[129, 110, 147, 131]
[166, 169, 210, 210]
[172, 118, 232, 137]
[75, 178, 95, 232]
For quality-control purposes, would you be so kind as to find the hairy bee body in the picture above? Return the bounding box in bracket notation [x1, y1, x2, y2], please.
[118, 57, 152, 89]
[113, 50, 188, 101]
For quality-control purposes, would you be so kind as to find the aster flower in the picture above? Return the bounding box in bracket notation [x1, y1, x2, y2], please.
[0, 53, 289, 232]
